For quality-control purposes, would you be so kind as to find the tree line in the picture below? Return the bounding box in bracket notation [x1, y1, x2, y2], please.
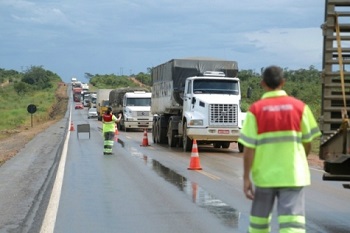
[0, 66, 61, 95]
[0, 66, 322, 118]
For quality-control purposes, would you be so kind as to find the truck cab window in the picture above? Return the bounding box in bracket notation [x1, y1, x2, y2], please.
[193, 79, 239, 95]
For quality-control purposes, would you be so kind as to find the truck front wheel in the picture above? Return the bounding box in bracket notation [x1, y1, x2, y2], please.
[183, 123, 193, 152]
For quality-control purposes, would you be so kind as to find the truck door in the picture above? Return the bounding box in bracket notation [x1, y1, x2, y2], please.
[183, 80, 194, 113]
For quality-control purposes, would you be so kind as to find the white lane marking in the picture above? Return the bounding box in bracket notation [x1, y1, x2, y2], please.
[40, 111, 71, 232]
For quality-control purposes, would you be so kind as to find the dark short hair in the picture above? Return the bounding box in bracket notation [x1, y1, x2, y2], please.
[106, 107, 112, 114]
[262, 66, 284, 89]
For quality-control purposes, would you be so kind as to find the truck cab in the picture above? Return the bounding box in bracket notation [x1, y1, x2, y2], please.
[180, 72, 243, 151]
[121, 91, 153, 131]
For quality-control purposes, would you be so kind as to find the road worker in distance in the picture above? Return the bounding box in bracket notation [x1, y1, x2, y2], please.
[102, 107, 121, 155]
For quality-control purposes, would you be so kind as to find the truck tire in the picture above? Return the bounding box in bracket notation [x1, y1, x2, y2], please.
[167, 121, 177, 147]
[152, 120, 157, 143]
[154, 119, 160, 143]
[183, 123, 193, 152]
[168, 130, 178, 147]
[213, 142, 221, 148]
[159, 117, 168, 144]
[222, 142, 230, 149]
[238, 142, 244, 153]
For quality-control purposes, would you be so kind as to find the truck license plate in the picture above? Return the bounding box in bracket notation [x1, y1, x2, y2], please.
[218, 129, 229, 134]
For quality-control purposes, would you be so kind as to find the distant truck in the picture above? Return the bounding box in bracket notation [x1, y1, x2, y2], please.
[81, 83, 89, 93]
[96, 89, 113, 121]
[151, 58, 245, 152]
[109, 87, 153, 131]
[71, 77, 77, 86]
[90, 93, 97, 108]
[72, 87, 82, 102]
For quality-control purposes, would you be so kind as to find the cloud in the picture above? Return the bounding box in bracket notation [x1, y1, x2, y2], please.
[234, 27, 322, 70]
[0, 0, 324, 82]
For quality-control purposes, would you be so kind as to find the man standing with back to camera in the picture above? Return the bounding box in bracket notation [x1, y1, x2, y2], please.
[238, 65, 321, 233]
[102, 107, 121, 155]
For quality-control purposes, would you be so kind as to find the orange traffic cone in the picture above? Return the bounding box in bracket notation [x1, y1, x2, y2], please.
[188, 139, 202, 170]
[140, 129, 150, 146]
[70, 121, 75, 131]
[115, 125, 119, 135]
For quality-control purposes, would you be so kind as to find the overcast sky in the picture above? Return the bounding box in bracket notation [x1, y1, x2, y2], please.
[0, 0, 324, 83]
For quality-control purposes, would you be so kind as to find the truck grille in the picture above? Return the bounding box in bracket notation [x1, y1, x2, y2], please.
[136, 111, 150, 117]
[209, 104, 238, 126]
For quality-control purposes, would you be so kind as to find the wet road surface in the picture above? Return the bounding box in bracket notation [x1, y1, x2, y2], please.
[49, 108, 350, 233]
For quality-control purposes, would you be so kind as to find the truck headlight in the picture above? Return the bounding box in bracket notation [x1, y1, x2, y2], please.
[189, 119, 203, 126]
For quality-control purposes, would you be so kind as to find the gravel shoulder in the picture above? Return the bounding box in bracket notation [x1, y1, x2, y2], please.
[0, 115, 69, 232]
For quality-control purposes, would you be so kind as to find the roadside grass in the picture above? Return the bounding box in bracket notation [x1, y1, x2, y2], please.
[0, 81, 67, 139]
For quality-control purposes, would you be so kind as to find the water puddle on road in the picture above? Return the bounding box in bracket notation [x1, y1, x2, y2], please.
[118, 139, 240, 228]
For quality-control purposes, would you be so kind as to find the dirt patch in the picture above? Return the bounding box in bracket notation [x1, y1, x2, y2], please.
[0, 83, 68, 166]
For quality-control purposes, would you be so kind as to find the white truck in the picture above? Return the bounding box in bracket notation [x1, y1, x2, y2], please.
[109, 88, 153, 131]
[151, 58, 244, 152]
[96, 89, 113, 121]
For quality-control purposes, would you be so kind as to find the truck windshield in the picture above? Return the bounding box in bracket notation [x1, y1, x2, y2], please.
[102, 100, 109, 106]
[193, 79, 239, 95]
[126, 98, 151, 106]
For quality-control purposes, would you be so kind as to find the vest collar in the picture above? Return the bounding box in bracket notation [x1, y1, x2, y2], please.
[261, 90, 287, 99]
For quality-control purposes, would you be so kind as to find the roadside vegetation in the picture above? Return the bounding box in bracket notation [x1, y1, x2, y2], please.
[1, 65, 322, 151]
[87, 66, 321, 118]
[86, 72, 152, 89]
[0, 66, 68, 139]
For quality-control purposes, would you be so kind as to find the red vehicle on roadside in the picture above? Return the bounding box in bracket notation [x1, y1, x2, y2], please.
[73, 88, 82, 102]
[75, 103, 84, 109]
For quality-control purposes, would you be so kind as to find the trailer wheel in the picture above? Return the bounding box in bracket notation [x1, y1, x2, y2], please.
[168, 130, 178, 147]
[183, 123, 193, 152]
[154, 119, 160, 143]
[152, 121, 157, 143]
[159, 117, 168, 144]
[167, 121, 176, 147]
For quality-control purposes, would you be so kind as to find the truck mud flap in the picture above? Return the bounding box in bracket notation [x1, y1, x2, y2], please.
[324, 155, 350, 176]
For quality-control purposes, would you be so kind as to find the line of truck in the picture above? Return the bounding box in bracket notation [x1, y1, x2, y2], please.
[93, 58, 245, 152]
[95, 88, 153, 131]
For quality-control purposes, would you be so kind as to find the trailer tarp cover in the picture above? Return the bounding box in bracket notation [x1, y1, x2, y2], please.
[152, 58, 238, 87]
[151, 58, 238, 106]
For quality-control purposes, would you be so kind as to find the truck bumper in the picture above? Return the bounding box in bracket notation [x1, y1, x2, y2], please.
[124, 121, 153, 129]
[186, 127, 240, 142]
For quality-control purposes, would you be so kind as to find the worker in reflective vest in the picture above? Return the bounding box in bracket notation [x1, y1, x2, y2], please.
[102, 107, 121, 155]
[238, 66, 321, 233]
